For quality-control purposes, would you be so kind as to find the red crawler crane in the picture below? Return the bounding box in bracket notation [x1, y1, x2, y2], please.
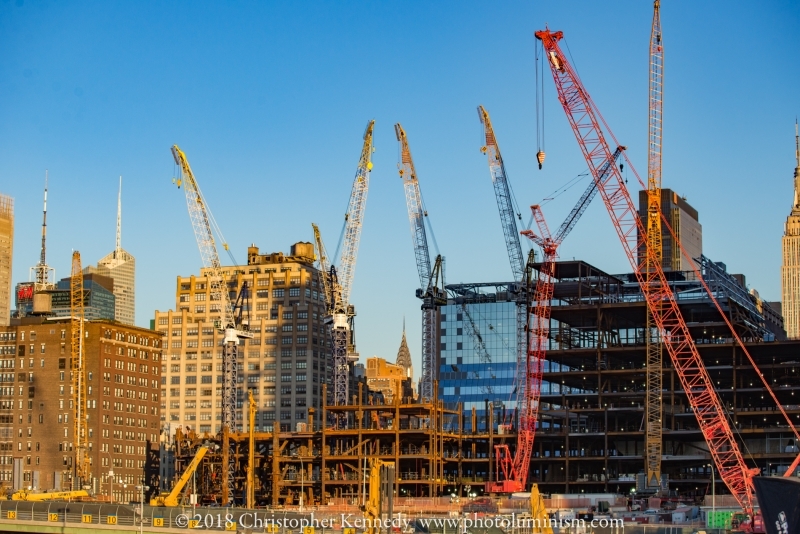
[533, 28, 794, 512]
[489, 148, 623, 493]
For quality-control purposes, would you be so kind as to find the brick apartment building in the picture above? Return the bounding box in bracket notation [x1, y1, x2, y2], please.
[0, 317, 162, 502]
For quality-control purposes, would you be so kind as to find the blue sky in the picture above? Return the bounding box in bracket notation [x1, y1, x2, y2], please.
[1, 1, 798, 376]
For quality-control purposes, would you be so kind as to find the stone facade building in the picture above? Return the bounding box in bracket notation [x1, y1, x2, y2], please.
[154, 243, 331, 436]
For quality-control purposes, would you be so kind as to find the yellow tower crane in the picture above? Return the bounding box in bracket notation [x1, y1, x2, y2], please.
[246, 391, 256, 509]
[70, 251, 89, 490]
[645, 0, 665, 490]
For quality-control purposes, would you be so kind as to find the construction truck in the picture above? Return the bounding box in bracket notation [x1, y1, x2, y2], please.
[11, 489, 89, 501]
[151, 446, 208, 506]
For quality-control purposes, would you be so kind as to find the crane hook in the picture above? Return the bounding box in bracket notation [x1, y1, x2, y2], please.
[536, 150, 546, 170]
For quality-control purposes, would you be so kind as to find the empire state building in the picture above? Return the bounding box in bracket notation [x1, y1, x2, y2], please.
[781, 122, 800, 338]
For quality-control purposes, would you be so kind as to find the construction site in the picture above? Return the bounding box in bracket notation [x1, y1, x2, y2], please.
[2, 3, 800, 534]
[152, 5, 800, 532]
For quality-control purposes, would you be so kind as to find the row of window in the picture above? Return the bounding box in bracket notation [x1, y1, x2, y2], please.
[168, 373, 312, 384]
[168, 410, 307, 422]
[165, 385, 318, 398]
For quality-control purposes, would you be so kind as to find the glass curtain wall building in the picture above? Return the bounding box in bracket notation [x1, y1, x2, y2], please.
[438, 283, 519, 432]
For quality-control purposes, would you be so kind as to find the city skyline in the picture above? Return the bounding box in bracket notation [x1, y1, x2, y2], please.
[1, 1, 799, 376]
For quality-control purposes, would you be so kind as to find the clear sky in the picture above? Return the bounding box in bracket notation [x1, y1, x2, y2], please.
[1, 1, 798, 377]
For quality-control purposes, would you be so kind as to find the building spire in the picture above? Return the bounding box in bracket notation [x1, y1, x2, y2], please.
[115, 176, 122, 258]
[794, 121, 800, 210]
[795, 119, 799, 169]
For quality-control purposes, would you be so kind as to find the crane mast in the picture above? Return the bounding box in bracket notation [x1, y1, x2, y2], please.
[394, 123, 445, 403]
[321, 121, 375, 406]
[171, 144, 252, 505]
[70, 251, 89, 489]
[312, 222, 347, 406]
[535, 29, 757, 510]
[645, 0, 665, 490]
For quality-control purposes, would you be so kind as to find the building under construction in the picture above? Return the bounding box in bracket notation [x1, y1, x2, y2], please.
[160, 254, 800, 507]
[164, 380, 536, 506]
[528, 259, 798, 499]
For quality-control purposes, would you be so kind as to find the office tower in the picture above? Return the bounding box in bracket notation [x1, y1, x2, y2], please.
[438, 283, 519, 431]
[782, 123, 800, 338]
[86, 178, 135, 325]
[638, 188, 703, 272]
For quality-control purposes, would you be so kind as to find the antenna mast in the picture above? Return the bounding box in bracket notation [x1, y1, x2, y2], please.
[115, 176, 122, 257]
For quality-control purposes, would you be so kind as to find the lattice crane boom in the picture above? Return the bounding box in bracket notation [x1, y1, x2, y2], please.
[535, 29, 756, 511]
[645, 0, 665, 489]
[171, 145, 235, 330]
[70, 251, 89, 489]
[394, 123, 445, 403]
[338, 120, 375, 305]
[312, 223, 333, 306]
[395, 123, 432, 291]
[171, 144, 250, 505]
[478, 106, 525, 281]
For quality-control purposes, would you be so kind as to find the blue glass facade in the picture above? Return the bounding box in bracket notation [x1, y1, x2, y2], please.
[438, 284, 518, 432]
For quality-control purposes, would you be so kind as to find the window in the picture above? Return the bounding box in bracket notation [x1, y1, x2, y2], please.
[296, 361, 307, 369]
[281, 374, 292, 382]
[172, 317, 182, 324]
[185, 376, 197, 384]
[272, 289, 284, 298]
[296, 373, 307, 382]
[282, 337, 292, 345]
[296, 410, 305, 420]
[282, 325, 293, 332]
[282, 312, 293, 320]
[280, 411, 291, 420]
[289, 288, 300, 297]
